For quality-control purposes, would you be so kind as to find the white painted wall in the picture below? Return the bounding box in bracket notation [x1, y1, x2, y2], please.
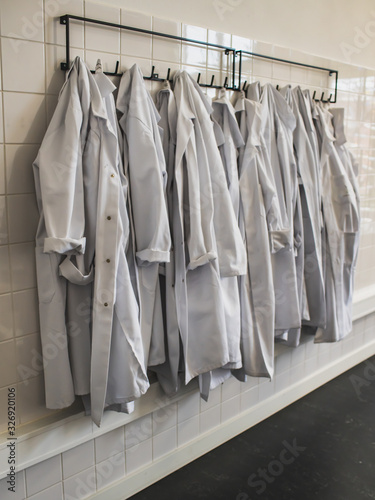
[97, 0, 375, 69]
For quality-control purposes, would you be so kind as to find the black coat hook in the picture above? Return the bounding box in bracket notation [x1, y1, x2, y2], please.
[242, 80, 247, 91]
[276, 84, 279, 90]
[328, 93, 333, 103]
[313, 90, 317, 100]
[166, 68, 171, 81]
[209, 74, 215, 87]
[197, 73, 201, 84]
[223, 76, 228, 88]
[321, 91, 325, 101]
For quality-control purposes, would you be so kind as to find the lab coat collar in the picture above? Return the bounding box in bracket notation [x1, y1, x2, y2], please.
[329, 108, 347, 146]
[263, 83, 296, 131]
[213, 92, 244, 148]
[64, 57, 109, 122]
[94, 59, 117, 98]
[246, 81, 262, 102]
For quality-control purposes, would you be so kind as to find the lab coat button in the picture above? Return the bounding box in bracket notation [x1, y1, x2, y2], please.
[106, 259, 111, 263]
[104, 302, 108, 307]
[110, 174, 115, 178]
[107, 216, 111, 220]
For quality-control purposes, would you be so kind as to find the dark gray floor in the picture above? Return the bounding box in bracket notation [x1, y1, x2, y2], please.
[129, 356, 375, 500]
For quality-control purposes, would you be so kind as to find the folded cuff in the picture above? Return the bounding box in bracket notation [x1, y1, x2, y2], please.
[44, 236, 86, 255]
[136, 249, 170, 266]
[188, 251, 217, 271]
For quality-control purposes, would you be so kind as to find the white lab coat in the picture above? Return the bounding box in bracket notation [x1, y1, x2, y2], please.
[116, 64, 171, 372]
[33, 57, 149, 426]
[293, 87, 326, 329]
[152, 81, 182, 395]
[207, 89, 245, 389]
[171, 71, 247, 387]
[314, 105, 360, 342]
[247, 83, 301, 337]
[234, 91, 286, 379]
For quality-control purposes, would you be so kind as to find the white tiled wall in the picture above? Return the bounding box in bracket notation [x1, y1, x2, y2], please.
[0, 0, 375, 497]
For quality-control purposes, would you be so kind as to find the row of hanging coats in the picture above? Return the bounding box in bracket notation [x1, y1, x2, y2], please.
[33, 56, 360, 426]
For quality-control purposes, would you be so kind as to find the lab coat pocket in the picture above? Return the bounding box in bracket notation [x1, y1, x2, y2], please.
[331, 174, 359, 233]
[35, 246, 60, 303]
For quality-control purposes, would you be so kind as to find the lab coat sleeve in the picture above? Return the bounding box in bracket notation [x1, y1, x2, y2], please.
[126, 116, 171, 265]
[33, 72, 87, 255]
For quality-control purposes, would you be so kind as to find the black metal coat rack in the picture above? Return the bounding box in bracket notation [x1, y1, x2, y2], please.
[60, 14, 338, 102]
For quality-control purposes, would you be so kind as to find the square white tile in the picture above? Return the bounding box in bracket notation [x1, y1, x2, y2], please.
[304, 354, 318, 375]
[62, 441, 95, 479]
[0, 0, 44, 42]
[200, 384, 221, 412]
[275, 370, 291, 392]
[0, 145, 4, 193]
[44, 0, 84, 47]
[4, 93, 46, 144]
[96, 452, 125, 492]
[5, 145, 39, 195]
[258, 378, 275, 401]
[0, 246, 11, 293]
[152, 426, 177, 461]
[199, 404, 221, 434]
[0, 195, 8, 244]
[177, 391, 200, 423]
[221, 375, 242, 401]
[28, 482, 63, 500]
[13, 288, 39, 337]
[240, 386, 259, 412]
[0, 293, 13, 341]
[2, 39, 45, 93]
[16, 333, 42, 382]
[0, 339, 16, 388]
[0, 97, 4, 143]
[63, 466, 96, 500]
[9, 242, 37, 291]
[0, 470, 25, 500]
[152, 402, 177, 435]
[275, 350, 292, 374]
[120, 9, 152, 59]
[18, 374, 52, 424]
[95, 426, 124, 464]
[125, 413, 152, 449]
[85, 3, 120, 54]
[207, 30, 231, 69]
[177, 415, 199, 447]
[25, 455, 61, 497]
[221, 394, 241, 422]
[125, 438, 152, 474]
[7, 194, 39, 244]
[240, 375, 259, 393]
[182, 24, 207, 68]
[152, 17, 181, 64]
[291, 343, 306, 366]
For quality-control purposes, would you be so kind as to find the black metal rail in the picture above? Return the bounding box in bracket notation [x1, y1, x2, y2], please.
[237, 50, 338, 103]
[60, 14, 338, 101]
